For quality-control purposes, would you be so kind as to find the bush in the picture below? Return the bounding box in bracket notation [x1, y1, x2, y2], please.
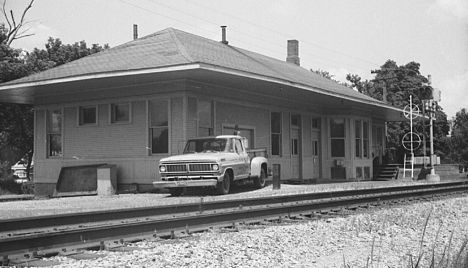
[0, 175, 22, 194]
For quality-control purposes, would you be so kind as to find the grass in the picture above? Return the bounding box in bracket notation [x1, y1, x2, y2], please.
[342, 202, 468, 268]
[404, 209, 468, 268]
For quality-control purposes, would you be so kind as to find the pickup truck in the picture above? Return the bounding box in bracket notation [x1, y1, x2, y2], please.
[153, 135, 268, 196]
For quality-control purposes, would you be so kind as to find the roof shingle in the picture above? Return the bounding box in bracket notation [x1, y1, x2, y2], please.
[2, 27, 381, 104]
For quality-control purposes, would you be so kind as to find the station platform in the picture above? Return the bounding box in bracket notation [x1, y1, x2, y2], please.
[0, 178, 466, 220]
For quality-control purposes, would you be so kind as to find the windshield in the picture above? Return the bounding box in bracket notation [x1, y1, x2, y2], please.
[184, 138, 228, 154]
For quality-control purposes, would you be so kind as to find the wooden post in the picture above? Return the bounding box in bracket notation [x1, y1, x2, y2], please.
[273, 164, 281, 190]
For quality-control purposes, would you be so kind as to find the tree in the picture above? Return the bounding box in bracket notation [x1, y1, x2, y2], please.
[447, 108, 468, 167]
[27, 38, 109, 72]
[346, 60, 450, 163]
[1, 0, 35, 46]
[0, 23, 34, 178]
[0, 23, 109, 180]
[311, 68, 349, 86]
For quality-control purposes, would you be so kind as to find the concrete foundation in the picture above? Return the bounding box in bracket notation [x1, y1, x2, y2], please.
[97, 165, 117, 196]
[426, 173, 441, 182]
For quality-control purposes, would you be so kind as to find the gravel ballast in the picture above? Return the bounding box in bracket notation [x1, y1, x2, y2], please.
[42, 194, 468, 268]
[0, 180, 448, 219]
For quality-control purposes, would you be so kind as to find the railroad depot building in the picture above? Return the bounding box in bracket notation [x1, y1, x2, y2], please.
[0, 28, 403, 196]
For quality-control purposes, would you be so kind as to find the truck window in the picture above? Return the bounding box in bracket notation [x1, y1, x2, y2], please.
[184, 138, 228, 153]
[234, 139, 243, 154]
[227, 139, 235, 152]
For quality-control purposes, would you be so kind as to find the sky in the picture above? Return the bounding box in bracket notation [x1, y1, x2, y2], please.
[5, 0, 468, 118]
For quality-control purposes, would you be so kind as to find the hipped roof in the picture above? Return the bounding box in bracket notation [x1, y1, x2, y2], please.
[0, 27, 400, 115]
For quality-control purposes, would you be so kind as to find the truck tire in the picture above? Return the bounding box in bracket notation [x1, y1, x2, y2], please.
[169, 188, 185, 196]
[253, 167, 266, 189]
[217, 172, 231, 195]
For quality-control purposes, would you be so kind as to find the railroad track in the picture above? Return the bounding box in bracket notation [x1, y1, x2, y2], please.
[1, 181, 467, 265]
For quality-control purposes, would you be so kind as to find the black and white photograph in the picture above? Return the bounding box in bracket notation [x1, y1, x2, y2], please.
[0, 0, 467, 267]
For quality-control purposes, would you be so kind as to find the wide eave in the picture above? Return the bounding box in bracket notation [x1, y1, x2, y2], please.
[0, 62, 403, 121]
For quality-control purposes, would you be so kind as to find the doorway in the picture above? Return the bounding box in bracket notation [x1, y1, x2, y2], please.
[291, 114, 301, 179]
[312, 135, 320, 179]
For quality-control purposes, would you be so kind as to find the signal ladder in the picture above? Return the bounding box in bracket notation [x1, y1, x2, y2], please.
[403, 153, 415, 179]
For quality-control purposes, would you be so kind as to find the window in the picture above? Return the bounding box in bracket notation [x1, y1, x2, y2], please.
[271, 112, 282, 156]
[198, 99, 213, 136]
[355, 120, 370, 159]
[79, 106, 97, 125]
[188, 97, 197, 121]
[355, 120, 362, 157]
[47, 109, 62, 157]
[312, 117, 320, 129]
[356, 167, 363, 180]
[330, 118, 345, 157]
[291, 138, 299, 155]
[363, 121, 369, 158]
[234, 139, 243, 153]
[331, 167, 346, 179]
[376, 126, 383, 146]
[312, 140, 319, 156]
[149, 100, 169, 154]
[291, 114, 301, 127]
[364, 166, 371, 180]
[111, 103, 130, 123]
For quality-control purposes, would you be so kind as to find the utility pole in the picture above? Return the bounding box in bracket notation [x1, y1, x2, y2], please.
[426, 75, 440, 182]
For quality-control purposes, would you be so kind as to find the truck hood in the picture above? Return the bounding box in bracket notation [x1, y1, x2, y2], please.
[160, 152, 233, 163]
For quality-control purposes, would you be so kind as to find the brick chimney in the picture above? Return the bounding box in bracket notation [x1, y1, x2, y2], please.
[133, 24, 138, 40]
[286, 40, 300, 66]
[221, 26, 228, 45]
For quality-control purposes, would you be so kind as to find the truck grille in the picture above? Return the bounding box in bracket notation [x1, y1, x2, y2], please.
[166, 164, 187, 172]
[189, 163, 212, 172]
[162, 163, 215, 173]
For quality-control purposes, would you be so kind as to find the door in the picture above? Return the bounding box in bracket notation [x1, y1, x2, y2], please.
[312, 130, 320, 179]
[233, 138, 250, 179]
[291, 126, 301, 179]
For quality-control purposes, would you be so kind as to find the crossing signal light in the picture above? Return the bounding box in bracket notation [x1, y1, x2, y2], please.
[423, 100, 429, 114]
[423, 100, 433, 114]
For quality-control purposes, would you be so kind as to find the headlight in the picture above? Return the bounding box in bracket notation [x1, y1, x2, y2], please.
[159, 165, 166, 172]
[212, 164, 219, 171]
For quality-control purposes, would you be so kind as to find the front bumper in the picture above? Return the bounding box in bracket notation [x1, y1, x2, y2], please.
[153, 179, 218, 188]
[153, 174, 224, 188]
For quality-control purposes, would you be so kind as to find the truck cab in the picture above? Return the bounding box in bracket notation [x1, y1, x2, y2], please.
[154, 135, 268, 195]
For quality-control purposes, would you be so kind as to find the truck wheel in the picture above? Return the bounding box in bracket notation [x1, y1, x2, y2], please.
[253, 168, 266, 189]
[169, 188, 185, 196]
[217, 172, 231, 195]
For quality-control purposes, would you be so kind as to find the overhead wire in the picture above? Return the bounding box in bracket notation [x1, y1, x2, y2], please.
[146, 0, 379, 72]
[119, 0, 377, 76]
[181, 0, 380, 66]
[145, 0, 376, 71]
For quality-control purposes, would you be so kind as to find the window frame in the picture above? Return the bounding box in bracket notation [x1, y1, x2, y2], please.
[312, 117, 320, 129]
[46, 108, 63, 158]
[363, 121, 369, 158]
[270, 112, 282, 156]
[148, 99, 170, 155]
[356, 166, 363, 180]
[355, 120, 362, 158]
[78, 105, 98, 126]
[197, 99, 214, 137]
[354, 119, 370, 159]
[110, 102, 131, 124]
[330, 118, 345, 158]
[312, 140, 319, 156]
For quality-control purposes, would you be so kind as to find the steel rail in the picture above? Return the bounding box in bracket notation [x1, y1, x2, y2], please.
[0, 181, 467, 234]
[1, 183, 467, 257]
